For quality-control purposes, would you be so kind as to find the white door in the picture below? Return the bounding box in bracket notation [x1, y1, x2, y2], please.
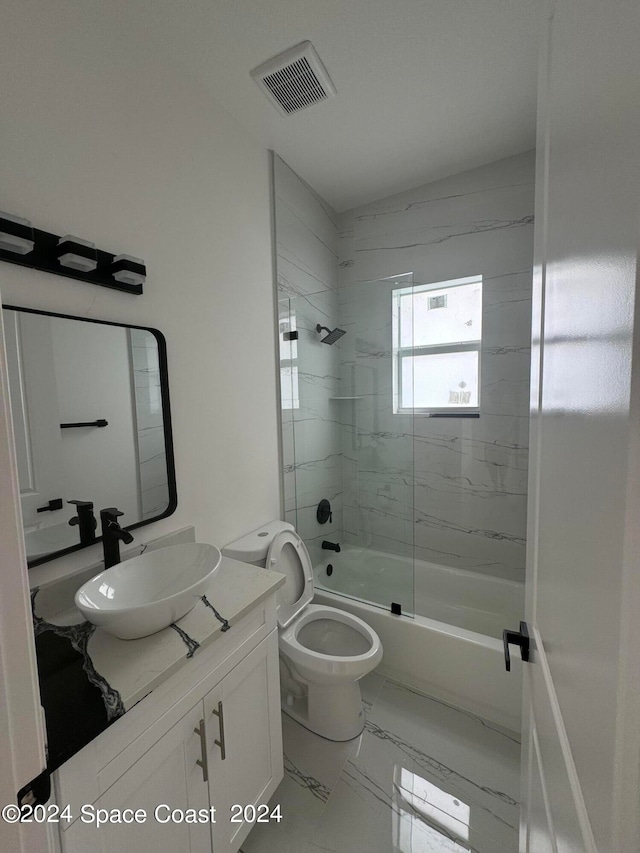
[59, 701, 211, 853]
[519, 1, 640, 851]
[0, 298, 49, 853]
[205, 632, 283, 852]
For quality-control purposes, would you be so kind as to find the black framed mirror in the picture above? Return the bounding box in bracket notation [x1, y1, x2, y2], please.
[3, 304, 177, 566]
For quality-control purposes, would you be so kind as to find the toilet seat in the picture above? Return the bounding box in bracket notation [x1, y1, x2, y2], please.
[222, 521, 383, 741]
[279, 604, 382, 679]
[266, 531, 382, 677]
[266, 528, 314, 628]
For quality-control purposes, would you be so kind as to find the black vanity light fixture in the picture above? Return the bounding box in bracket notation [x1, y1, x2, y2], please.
[57, 235, 98, 272]
[0, 211, 35, 255]
[0, 210, 145, 295]
[112, 254, 146, 288]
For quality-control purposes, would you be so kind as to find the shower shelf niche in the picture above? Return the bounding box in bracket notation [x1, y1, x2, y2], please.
[329, 396, 364, 400]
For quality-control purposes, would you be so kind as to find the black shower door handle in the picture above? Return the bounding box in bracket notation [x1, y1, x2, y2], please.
[503, 621, 530, 671]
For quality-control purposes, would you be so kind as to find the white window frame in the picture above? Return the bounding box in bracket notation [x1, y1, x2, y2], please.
[392, 275, 482, 415]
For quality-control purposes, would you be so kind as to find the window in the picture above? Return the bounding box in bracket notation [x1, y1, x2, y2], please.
[392, 275, 482, 414]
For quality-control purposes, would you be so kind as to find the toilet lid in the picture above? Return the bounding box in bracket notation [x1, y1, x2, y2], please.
[266, 530, 314, 628]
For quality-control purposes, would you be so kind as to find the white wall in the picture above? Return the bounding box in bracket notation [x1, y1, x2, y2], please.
[0, 0, 279, 576]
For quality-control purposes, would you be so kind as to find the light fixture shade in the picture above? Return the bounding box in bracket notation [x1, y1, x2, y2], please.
[112, 254, 146, 286]
[0, 211, 34, 255]
[58, 235, 97, 272]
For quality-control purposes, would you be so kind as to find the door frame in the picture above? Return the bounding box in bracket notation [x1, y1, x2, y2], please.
[0, 291, 49, 853]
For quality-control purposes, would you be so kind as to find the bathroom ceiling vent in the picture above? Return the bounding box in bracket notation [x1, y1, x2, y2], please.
[250, 41, 336, 116]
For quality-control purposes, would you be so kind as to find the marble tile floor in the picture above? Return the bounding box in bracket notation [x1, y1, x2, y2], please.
[241, 673, 521, 853]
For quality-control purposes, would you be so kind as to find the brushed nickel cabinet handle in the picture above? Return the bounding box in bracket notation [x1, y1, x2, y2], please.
[211, 700, 226, 760]
[194, 718, 209, 782]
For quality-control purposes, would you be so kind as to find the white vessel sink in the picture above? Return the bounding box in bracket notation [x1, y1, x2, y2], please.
[75, 543, 222, 640]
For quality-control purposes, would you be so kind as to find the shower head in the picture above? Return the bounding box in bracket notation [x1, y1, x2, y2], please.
[316, 324, 346, 345]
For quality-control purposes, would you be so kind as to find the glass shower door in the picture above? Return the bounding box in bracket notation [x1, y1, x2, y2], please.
[278, 289, 343, 563]
[278, 297, 299, 531]
[279, 279, 416, 617]
[324, 277, 415, 616]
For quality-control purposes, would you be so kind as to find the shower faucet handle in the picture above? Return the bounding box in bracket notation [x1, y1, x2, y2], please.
[317, 499, 333, 525]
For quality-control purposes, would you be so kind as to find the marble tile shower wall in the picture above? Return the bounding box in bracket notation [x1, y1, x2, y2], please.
[273, 155, 343, 566]
[338, 151, 535, 582]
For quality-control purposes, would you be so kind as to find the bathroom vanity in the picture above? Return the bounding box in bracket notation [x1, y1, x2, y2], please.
[36, 553, 285, 853]
[6, 300, 285, 852]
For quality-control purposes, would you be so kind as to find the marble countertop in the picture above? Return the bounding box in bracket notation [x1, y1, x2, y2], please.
[31, 555, 284, 771]
[85, 557, 285, 709]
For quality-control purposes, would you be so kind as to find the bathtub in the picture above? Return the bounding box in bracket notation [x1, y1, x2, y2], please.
[314, 547, 524, 732]
[316, 545, 524, 638]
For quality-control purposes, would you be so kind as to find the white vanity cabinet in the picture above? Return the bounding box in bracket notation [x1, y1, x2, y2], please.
[204, 637, 281, 852]
[55, 597, 283, 853]
[56, 700, 212, 853]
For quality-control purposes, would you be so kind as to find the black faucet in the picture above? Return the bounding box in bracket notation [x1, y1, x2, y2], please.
[322, 540, 341, 553]
[68, 500, 97, 546]
[100, 508, 134, 569]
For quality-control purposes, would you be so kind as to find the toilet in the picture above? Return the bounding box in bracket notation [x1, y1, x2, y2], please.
[222, 521, 383, 741]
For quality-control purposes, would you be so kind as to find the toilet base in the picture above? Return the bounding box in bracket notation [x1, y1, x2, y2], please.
[280, 680, 366, 741]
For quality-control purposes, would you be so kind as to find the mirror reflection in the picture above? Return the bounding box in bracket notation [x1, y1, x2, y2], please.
[3, 307, 176, 566]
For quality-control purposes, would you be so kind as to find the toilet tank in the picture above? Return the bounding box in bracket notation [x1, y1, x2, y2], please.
[222, 520, 295, 566]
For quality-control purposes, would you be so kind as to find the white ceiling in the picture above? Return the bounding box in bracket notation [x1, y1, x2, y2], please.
[122, 0, 542, 211]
